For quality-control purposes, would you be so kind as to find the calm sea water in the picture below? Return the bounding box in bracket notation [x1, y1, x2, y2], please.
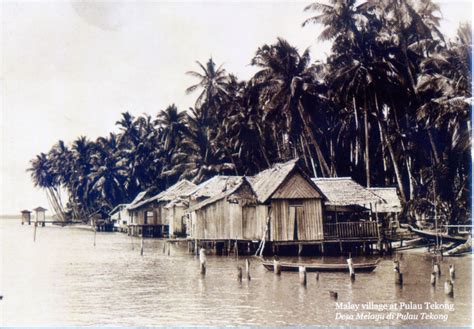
[0, 218, 472, 326]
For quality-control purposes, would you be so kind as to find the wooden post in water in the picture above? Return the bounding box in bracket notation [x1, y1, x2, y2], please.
[237, 266, 243, 282]
[395, 269, 403, 286]
[347, 257, 355, 281]
[444, 280, 454, 297]
[163, 241, 166, 254]
[199, 248, 206, 275]
[393, 260, 400, 272]
[449, 264, 455, 280]
[431, 272, 436, 286]
[273, 259, 281, 275]
[33, 221, 37, 242]
[299, 266, 307, 286]
[140, 235, 144, 256]
[167, 242, 171, 256]
[433, 263, 441, 276]
[315, 272, 319, 281]
[94, 227, 97, 247]
[329, 291, 338, 299]
[245, 258, 251, 281]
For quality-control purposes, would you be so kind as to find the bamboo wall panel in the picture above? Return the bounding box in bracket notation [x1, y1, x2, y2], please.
[242, 206, 257, 239]
[271, 200, 289, 241]
[272, 172, 323, 199]
[301, 199, 324, 240]
[229, 202, 242, 239]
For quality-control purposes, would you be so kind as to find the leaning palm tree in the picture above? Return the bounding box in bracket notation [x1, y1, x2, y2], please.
[251, 37, 331, 176]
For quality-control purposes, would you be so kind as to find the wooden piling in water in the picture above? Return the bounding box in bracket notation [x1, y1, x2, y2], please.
[33, 222, 37, 242]
[315, 272, 319, 281]
[140, 235, 144, 256]
[199, 248, 206, 275]
[393, 260, 400, 272]
[444, 280, 454, 297]
[433, 263, 441, 276]
[237, 266, 243, 282]
[273, 259, 281, 275]
[395, 270, 403, 286]
[329, 291, 338, 299]
[431, 272, 436, 286]
[347, 257, 355, 281]
[449, 264, 455, 280]
[245, 258, 251, 281]
[299, 266, 307, 286]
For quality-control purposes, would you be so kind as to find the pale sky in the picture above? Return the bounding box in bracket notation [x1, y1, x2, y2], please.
[0, 0, 472, 215]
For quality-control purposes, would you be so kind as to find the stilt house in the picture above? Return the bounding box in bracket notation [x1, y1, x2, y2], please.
[188, 177, 259, 240]
[249, 159, 327, 244]
[368, 187, 402, 236]
[311, 178, 384, 243]
[21, 210, 31, 225]
[109, 204, 130, 232]
[128, 180, 196, 237]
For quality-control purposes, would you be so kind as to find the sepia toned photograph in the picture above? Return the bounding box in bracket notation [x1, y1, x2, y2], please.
[1, 0, 472, 327]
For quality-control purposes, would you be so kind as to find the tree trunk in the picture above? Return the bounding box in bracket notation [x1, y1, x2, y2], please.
[364, 99, 370, 187]
[378, 118, 407, 203]
[297, 100, 331, 177]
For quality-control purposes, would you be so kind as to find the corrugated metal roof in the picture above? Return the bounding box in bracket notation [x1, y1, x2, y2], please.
[312, 177, 384, 207]
[108, 203, 128, 216]
[126, 191, 148, 210]
[369, 187, 402, 213]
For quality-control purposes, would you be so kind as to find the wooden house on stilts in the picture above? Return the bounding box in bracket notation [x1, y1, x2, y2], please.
[127, 180, 196, 237]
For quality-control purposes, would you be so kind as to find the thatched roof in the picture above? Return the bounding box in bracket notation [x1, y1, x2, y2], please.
[164, 198, 189, 209]
[126, 191, 148, 210]
[108, 204, 128, 216]
[369, 187, 402, 213]
[248, 159, 323, 203]
[188, 177, 256, 211]
[185, 176, 243, 200]
[311, 178, 383, 207]
[129, 180, 196, 210]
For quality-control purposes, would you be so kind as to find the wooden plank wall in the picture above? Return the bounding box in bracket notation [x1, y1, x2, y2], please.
[301, 199, 324, 240]
[270, 199, 324, 241]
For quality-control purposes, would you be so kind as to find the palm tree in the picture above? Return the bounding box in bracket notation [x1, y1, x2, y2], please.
[251, 37, 331, 176]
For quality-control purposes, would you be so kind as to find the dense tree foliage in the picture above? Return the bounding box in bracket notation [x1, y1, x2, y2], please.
[29, 0, 471, 225]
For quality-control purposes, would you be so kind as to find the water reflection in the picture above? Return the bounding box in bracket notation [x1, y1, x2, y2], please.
[0, 219, 471, 326]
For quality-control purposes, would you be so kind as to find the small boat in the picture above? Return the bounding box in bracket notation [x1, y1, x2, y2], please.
[262, 259, 380, 273]
[408, 225, 469, 243]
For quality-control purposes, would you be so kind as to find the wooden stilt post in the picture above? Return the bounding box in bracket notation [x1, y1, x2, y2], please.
[235, 240, 239, 259]
[449, 264, 455, 280]
[199, 248, 206, 275]
[395, 269, 403, 286]
[237, 266, 242, 283]
[299, 266, 307, 286]
[431, 272, 436, 286]
[273, 259, 281, 275]
[393, 260, 400, 272]
[167, 242, 171, 256]
[163, 241, 166, 254]
[444, 280, 454, 297]
[140, 235, 144, 256]
[245, 258, 251, 281]
[33, 221, 37, 242]
[347, 256, 355, 281]
[298, 244, 303, 256]
[434, 263, 441, 276]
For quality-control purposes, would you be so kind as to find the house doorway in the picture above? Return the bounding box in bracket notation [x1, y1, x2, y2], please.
[289, 204, 303, 241]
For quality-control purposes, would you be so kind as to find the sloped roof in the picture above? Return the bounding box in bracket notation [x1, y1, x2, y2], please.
[21, 210, 32, 213]
[33, 206, 47, 211]
[126, 191, 148, 210]
[129, 180, 196, 210]
[185, 176, 243, 200]
[248, 159, 324, 203]
[311, 177, 383, 207]
[108, 204, 128, 216]
[369, 187, 402, 213]
[188, 177, 256, 211]
[164, 197, 189, 209]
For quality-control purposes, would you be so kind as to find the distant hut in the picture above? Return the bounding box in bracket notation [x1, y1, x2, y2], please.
[128, 180, 196, 237]
[109, 204, 130, 232]
[21, 210, 32, 225]
[369, 187, 402, 236]
[188, 177, 258, 242]
[33, 206, 47, 227]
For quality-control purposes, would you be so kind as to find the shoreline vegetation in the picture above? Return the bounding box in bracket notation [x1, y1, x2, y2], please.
[28, 1, 471, 228]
